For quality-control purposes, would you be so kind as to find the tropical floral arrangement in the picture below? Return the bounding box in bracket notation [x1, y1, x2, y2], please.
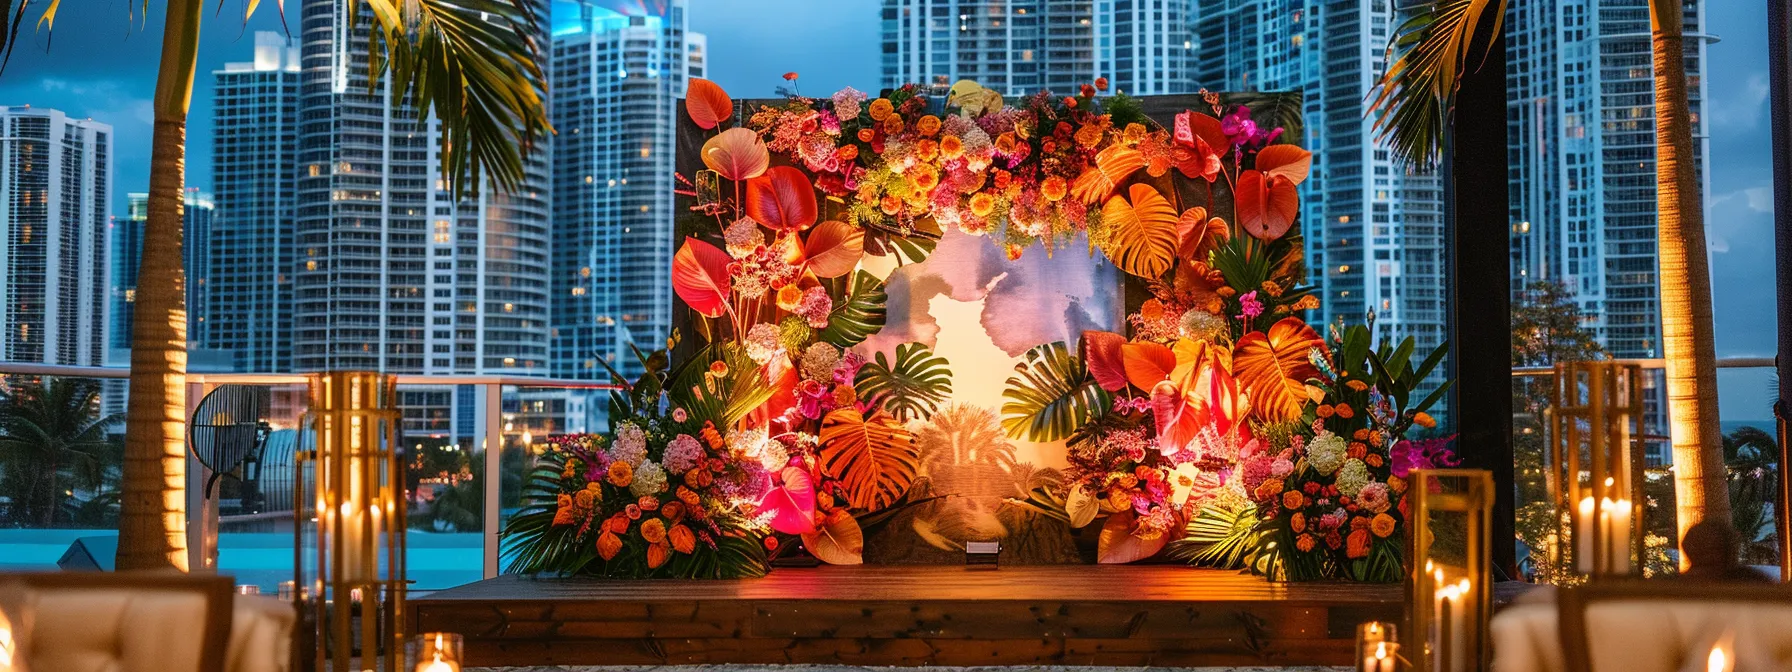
[501, 74, 1454, 580]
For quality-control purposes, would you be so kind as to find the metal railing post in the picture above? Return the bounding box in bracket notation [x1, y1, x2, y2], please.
[482, 383, 503, 579]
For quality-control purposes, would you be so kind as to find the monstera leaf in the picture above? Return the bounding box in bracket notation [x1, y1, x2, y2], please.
[855, 343, 952, 422]
[671, 238, 732, 317]
[1233, 317, 1325, 422]
[818, 270, 888, 348]
[1070, 145, 1145, 204]
[1097, 511, 1168, 564]
[1100, 183, 1179, 279]
[1000, 341, 1112, 442]
[801, 509, 865, 565]
[818, 408, 920, 511]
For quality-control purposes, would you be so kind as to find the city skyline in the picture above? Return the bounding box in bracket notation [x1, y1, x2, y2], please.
[0, 0, 1776, 420]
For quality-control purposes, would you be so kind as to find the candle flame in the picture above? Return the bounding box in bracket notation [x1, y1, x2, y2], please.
[1375, 641, 1389, 660]
[1708, 645, 1726, 672]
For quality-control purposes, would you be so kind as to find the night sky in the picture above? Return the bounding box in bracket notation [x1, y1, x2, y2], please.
[0, 0, 1775, 419]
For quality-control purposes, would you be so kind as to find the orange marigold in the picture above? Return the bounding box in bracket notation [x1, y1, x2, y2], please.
[1365, 453, 1385, 468]
[916, 114, 942, 136]
[1282, 490, 1305, 510]
[837, 144, 860, 162]
[1041, 175, 1068, 201]
[1346, 529, 1372, 559]
[883, 115, 906, 135]
[911, 166, 939, 192]
[916, 139, 940, 162]
[940, 135, 965, 160]
[1352, 428, 1371, 441]
[1388, 476, 1408, 494]
[607, 460, 634, 487]
[646, 541, 671, 569]
[1291, 511, 1307, 533]
[969, 193, 997, 217]
[669, 524, 697, 554]
[1347, 442, 1367, 459]
[1334, 403, 1355, 419]
[776, 284, 804, 311]
[1371, 513, 1397, 538]
[867, 98, 894, 121]
[880, 195, 903, 215]
[596, 531, 623, 560]
[640, 517, 667, 544]
[833, 385, 858, 407]
[1295, 533, 1317, 552]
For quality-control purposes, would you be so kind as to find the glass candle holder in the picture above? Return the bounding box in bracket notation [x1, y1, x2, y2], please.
[1360, 641, 1400, 672]
[412, 632, 463, 672]
[1356, 620, 1397, 669]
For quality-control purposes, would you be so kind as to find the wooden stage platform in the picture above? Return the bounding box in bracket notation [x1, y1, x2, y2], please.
[409, 565, 1403, 667]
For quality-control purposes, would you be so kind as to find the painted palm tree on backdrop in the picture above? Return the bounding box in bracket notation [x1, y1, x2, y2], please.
[0, 379, 122, 527]
[0, 0, 550, 570]
[1368, 0, 1731, 550]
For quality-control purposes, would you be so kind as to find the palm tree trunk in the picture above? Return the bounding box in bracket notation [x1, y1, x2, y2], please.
[1649, 0, 1731, 561]
[115, 0, 203, 571]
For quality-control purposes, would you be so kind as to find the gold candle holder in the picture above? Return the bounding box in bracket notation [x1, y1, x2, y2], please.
[1549, 361, 1645, 578]
[298, 372, 407, 672]
[1407, 468, 1493, 672]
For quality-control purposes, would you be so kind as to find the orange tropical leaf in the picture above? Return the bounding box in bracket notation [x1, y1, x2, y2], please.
[801, 510, 864, 565]
[745, 166, 819, 231]
[1176, 206, 1228, 261]
[818, 408, 919, 510]
[1081, 330, 1129, 392]
[1097, 511, 1168, 564]
[701, 127, 769, 181]
[1070, 145, 1145, 204]
[801, 220, 864, 278]
[685, 77, 733, 129]
[1236, 170, 1300, 240]
[1120, 341, 1177, 392]
[1099, 183, 1179, 279]
[1255, 144, 1313, 185]
[671, 237, 731, 317]
[1232, 317, 1326, 422]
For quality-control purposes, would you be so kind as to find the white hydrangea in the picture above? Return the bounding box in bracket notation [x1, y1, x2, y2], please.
[609, 422, 647, 467]
[757, 440, 790, 471]
[1335, 459, 1370, 498]
[630, 460, 668, 498]
[662, 434, 705, 475]
[1305, 429, 1348, 476]
[801, 342, 841, 382]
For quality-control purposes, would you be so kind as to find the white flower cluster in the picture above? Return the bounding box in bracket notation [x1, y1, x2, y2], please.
[662, 434, 704, 475]
[1335, 459, 1370, 497]
[801, 342, 841, 382]
[1306, 429, 1348, 476]
[609, 422, 647, 467]
[630, 460, 668, 497]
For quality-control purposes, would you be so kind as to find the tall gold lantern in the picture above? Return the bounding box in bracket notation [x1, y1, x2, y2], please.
[297, 372, 407, 672]
[1548, 361, 1646, 578]
[1407, 468, 1494, 672]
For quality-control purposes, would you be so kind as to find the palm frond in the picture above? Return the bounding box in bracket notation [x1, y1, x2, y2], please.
[1367, 0, 1507, 167]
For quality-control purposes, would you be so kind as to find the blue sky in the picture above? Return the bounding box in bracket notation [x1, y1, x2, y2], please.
[0, 0, 1777, 419]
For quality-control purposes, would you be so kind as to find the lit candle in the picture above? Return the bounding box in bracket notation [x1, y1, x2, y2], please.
[1708, 644, 1728, 672]
[1362, 641, 1397, 672]
[416, 633, 462, 672]
[1607, 497, 1632, 574]
[1, 611, 16, 671]
[1452, 578, 1471, 672]
[1576, 496, 1596, 573]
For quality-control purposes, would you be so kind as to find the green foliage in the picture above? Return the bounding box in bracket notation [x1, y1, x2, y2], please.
[1367, 335, 1453, 433]
[1000, 342, 1111, 442]
[1169, 504, 1272, 573]
[1101, 91, 1147, 129]
[1368, 0, 1509, 167]
[819, 270, 889, 348]
[0, 378, 121, 527]
[855, 343, 953, 422]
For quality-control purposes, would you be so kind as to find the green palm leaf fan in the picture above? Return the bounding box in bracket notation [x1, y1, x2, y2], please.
[1367, 0, 1509, 166]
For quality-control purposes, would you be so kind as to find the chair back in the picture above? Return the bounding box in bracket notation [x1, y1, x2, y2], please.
[5, 571, 234, 672]
[1560, 581, 1792, 672]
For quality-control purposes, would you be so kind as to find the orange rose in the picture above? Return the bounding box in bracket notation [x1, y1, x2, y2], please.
[916, 114, 942, 136]
[880, 195, 903, 215]
[646, 541, 671, 569]
[867, 98, 894, 121]
[640, 517, 667, 544]
[1371, 513, 1397, 538]
[1335, 403, 1355, 419]
[857, 128, 876, 142]
[776, 284, 804, 311]
[1041, 175, 1068, 201]
[940, 135, 964, 160]
[1291, 512, 1306, 533]
[1346, 529, 1372, 559]
[669, 524, 697, 554]
[1282, 490, 1305, 510]
[607, 460, 633, 487]
[882, 115, 905, 135]
[969, 193, 997, 217]
[596, 531, 623, 560]
[837, 144, 859, 162]
[1295, 533, 1317, 552]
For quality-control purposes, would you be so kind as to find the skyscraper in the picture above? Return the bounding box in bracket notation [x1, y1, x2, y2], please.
[1507, 0, 1710, 360]
[0, 106, 111, 367]
[1192, 0, 1448, 368]
[549, 0, 706, 381]
[208, 31, 300, 373]
[879, 0, 1194, 96]
[292, 0, 551, 375]
[112, 189, 214, 364]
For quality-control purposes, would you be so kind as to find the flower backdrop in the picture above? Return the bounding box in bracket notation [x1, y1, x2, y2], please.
[501, 76, 1454, 582]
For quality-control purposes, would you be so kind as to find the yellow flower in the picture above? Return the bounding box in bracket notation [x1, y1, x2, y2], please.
[1371, 513, 1397, 538]
[776, 284, 804, 311]
[1041, 175, 1068, 201]
[867, 98, 894, 121]
[916, 114, 942, 136]
[969, 192, 997, 217]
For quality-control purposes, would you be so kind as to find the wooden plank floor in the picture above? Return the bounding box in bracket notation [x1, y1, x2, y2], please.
[410, 565, 1402, 668]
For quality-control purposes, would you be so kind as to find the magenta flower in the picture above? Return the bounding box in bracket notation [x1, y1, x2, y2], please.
[1239, 291, 1264, 320]
[1390, 435, 1461, 477]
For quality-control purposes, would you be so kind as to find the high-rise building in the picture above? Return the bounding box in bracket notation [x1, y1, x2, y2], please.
[112, 190, 214, 364]
[1192, 0, 1448, 370]
[0, 106, 111, 367]
[879, 0, 1194, 96]
[207, 31, 301, 373]
[549, 0, 705, 381]
[1507, 0, 1710, 360]
[292, 0, 551, 375]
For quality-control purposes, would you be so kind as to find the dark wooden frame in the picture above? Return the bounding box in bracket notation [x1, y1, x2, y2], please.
[1556, 580, 1792, 672]
[1768, 0, 1792, 583]
[6, 571, 236, 672]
